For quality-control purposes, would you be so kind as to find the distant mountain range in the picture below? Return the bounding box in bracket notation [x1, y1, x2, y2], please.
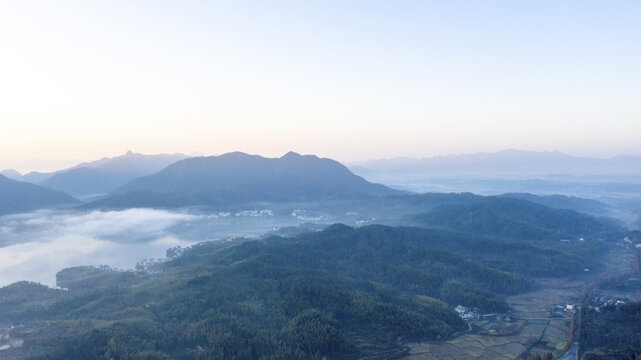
[2, 149, 636, 218]
[85, 151, 399, 209]
[0, 175, 78, 215]
[0, 169, 22, 179]
[351, 150, 641, 178]
[2, 151, 187, 197]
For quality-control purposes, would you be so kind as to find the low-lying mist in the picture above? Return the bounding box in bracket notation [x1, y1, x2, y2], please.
[0, 208, 306, 287]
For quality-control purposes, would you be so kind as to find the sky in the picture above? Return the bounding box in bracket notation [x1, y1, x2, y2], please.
[1, 1, 640, 172]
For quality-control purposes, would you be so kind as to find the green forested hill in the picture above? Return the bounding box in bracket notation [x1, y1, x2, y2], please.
[0, 174, 78, 215]
[0, 223, 597, 360]
[580, 302, 641, 360]
[415, 196, 624, 242]
[84, 152, 399, 209]
[499, 193, 609, 216]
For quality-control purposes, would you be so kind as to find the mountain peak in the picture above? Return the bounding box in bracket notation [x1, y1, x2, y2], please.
[0, 174, 78, 215]
[39, 152, 189, 197]
[281, 151, 302, 159]
[0, 169, 22, 180]
[218, 151, 255, 160]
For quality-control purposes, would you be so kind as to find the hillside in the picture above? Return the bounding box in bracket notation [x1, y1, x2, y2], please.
[499, 193, 610, 216]
[87, 152, 399, 208]
[580, 302, 641, 360]
[0, 175, 78, 215]
[39, 167, 128, 198]
[0, 169, 22, 180]
[415, 196, 624, 242]
[39, 151, 187, 197]
[0, 223, 596, 359]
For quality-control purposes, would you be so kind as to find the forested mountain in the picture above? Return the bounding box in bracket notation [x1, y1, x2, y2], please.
[0, 223, 592, 359]
[39, 151, 187, 197]
[499, 193, 609, 216]
[86, 152, 399, 208]
[0, 175, 78, 215]
[17, 171, 53, 184]
[40, 167, 128, 198]
[415, 196, 624, 242]
[580, 302, 641, 359]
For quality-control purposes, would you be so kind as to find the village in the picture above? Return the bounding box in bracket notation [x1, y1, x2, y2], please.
[0, 326, 23, 352]
[553, 303, 577, 316]
[588, 295, 627, 312]
[454, 305, 479, 322]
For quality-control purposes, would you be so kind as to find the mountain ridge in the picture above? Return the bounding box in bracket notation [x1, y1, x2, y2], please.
[85, 151, 400, 209]
[9, 151, 189, 197]
[0, 174, 78, 215]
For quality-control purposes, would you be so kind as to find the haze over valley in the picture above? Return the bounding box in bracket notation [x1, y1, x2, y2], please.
[0, 148, 640, 359]
[1, 1, 640, 359]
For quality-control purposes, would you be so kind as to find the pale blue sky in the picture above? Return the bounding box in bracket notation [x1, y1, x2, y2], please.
[1, 1, 640, 172]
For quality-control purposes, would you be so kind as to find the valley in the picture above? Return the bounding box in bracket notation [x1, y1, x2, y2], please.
[0, 213, 635, 360]
[405, 246, 638, 360]
[3, 2, 640, 358]
[0, 151, 640, 360]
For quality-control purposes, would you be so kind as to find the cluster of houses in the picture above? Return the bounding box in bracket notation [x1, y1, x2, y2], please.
[355, 217, 377, 226]
[235, 209, 273, 217]
[206, 209, 276, 218]
[206, 212, 232, 219]
[554, 303, 577, 315]
[621, 236, 641, 249]
[560, 236, 641, 249]
[589, 296, 626, 312]
[455, 305, 479, 322]
[0, 327, 24, 352]
[291, 209, 325, 221]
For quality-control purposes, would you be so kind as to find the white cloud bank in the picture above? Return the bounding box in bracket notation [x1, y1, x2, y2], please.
[0, 209, 200, 287]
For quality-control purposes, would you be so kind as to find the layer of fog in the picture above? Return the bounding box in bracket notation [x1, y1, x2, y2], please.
[357, 174, 641, 198]
[357, 174, 641, 228]
[0, 208, 305, 287]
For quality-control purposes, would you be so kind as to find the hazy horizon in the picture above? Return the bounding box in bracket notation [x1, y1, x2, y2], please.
[3, 148, 641, 174]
